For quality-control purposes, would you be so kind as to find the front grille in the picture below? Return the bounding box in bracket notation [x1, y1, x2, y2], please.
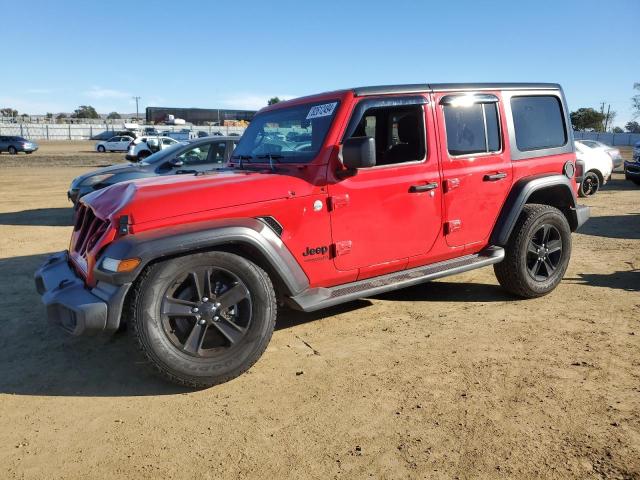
[71, 204, 110, 257]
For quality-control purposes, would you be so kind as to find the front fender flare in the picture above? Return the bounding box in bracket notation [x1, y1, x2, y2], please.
[93, 217, 309, 296]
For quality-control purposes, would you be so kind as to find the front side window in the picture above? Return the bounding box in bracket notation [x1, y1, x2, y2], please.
[232, 100, 339, 163]
[347, 104, 425, 166]
[443, 103, 501, 156]
[511, 96, 566, 151]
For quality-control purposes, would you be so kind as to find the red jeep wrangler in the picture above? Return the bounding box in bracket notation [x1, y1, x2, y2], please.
[36, 83, 590, 387]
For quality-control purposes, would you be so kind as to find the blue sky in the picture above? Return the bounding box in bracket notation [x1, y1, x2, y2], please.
[1, 0, 638, 126]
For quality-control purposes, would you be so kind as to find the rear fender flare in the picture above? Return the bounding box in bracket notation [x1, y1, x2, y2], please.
[491, 174, 578, 246]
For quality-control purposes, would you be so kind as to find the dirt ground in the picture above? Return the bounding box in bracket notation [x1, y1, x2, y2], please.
[0, 143, 639, 479]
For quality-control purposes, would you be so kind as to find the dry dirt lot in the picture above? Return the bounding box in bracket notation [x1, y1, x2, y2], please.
[0, 143, 639, 479]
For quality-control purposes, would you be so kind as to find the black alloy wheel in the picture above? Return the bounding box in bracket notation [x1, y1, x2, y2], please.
[160, 267, 252, 357]
[526, 224, 562, 282]
[579, 171, 599, 197]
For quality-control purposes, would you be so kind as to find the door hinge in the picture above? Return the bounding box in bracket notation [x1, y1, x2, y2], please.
[328, 194, 350, 211]
[333, 240, 352, 256]
[444, 178, 460, 192]
[444, 220, 462, 235]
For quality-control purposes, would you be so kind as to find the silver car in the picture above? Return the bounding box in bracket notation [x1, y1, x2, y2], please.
[0, 136, 38, 154]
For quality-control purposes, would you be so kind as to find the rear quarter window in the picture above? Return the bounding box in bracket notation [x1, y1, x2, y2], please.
[511, 96, 566, 151]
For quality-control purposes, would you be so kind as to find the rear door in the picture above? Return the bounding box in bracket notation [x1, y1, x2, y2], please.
[434, 91, 512, 249]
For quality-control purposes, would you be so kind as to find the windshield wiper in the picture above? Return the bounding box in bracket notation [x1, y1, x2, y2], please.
[230, 154, 252, 170]
[256, 153, 284, 172]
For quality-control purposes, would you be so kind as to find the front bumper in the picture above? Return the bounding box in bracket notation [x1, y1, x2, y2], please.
[34, 252, 130, 336]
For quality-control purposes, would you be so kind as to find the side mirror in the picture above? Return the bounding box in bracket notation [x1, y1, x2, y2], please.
[342, 136, 376, 170]
[169, 158, 184, 167]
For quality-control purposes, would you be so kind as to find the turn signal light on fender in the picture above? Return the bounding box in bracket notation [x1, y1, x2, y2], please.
[102, 257, 141, 273]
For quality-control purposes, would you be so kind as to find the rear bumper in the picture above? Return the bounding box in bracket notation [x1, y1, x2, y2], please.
[572, 204, 590, 231]
[125, 154, 138, 162]
[34, 252, 130, 336]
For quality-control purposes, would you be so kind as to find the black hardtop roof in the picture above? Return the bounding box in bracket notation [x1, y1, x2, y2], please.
[352, 83, 561, 96]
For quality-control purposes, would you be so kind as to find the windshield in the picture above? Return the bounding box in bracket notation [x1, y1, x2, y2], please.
[232, 100, 339, 163]
[141, 142, 188, 164]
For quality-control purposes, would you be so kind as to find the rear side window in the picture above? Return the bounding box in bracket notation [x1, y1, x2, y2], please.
[511, 96, 566, 151]
[443, 103, 501, 156]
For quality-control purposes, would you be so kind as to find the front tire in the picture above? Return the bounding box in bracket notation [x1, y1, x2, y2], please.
[494, 204, 571, 298]
[579, 171, 599, 197]
[97, 145, 106, 153]
[130, 251, 277, 388]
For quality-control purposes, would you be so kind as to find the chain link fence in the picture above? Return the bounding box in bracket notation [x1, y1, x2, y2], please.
[0, 122, 245, 140]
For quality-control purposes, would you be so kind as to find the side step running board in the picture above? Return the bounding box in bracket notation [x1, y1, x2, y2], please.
[288, 246, 505, 312]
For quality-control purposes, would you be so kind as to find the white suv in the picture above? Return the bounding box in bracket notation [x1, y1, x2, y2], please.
[126, 136, 179, 162]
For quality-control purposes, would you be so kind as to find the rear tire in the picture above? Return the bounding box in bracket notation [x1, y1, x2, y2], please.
[8, 146, 17, 155]
[129, 251, 277, 388]
[137, 150, 150, 160]
[494, 204, 571, 298]
[633, 179, 640, 186]
[579, 171, 599, 197]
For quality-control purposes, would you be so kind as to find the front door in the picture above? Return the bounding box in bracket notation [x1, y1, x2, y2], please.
[328, 96, 442, 273]
[434, 92, 513, 249]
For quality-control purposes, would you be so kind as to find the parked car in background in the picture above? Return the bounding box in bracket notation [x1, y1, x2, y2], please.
[68, 136, 239, 203]
[90, 130, 138, 141]
[624, 141, 640, 185]
[576, 139, 623, 169]
[126, 136, 180, 161]
[164, 130, 196, 141]
[0, 136, 39, 154]
[143, 127, 160, 136]
[197, 131, 209, 138]
[95, 135, 134, 152]
[574, 140, 613, 197]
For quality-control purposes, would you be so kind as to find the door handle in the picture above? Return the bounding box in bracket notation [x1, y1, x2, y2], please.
[409, 182, 439, 193]
[483, 172, 507, 181]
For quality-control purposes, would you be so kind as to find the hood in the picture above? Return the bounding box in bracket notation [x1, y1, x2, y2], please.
[83, 168, 316, 225]
[72, 163, 141, 187]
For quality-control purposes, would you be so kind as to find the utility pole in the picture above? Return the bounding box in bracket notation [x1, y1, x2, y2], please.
[604, 104, 611, 132]
[132, 96, 141, 122]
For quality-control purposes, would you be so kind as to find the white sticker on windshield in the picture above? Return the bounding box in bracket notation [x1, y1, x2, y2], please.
[306, 102, 338, 120]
